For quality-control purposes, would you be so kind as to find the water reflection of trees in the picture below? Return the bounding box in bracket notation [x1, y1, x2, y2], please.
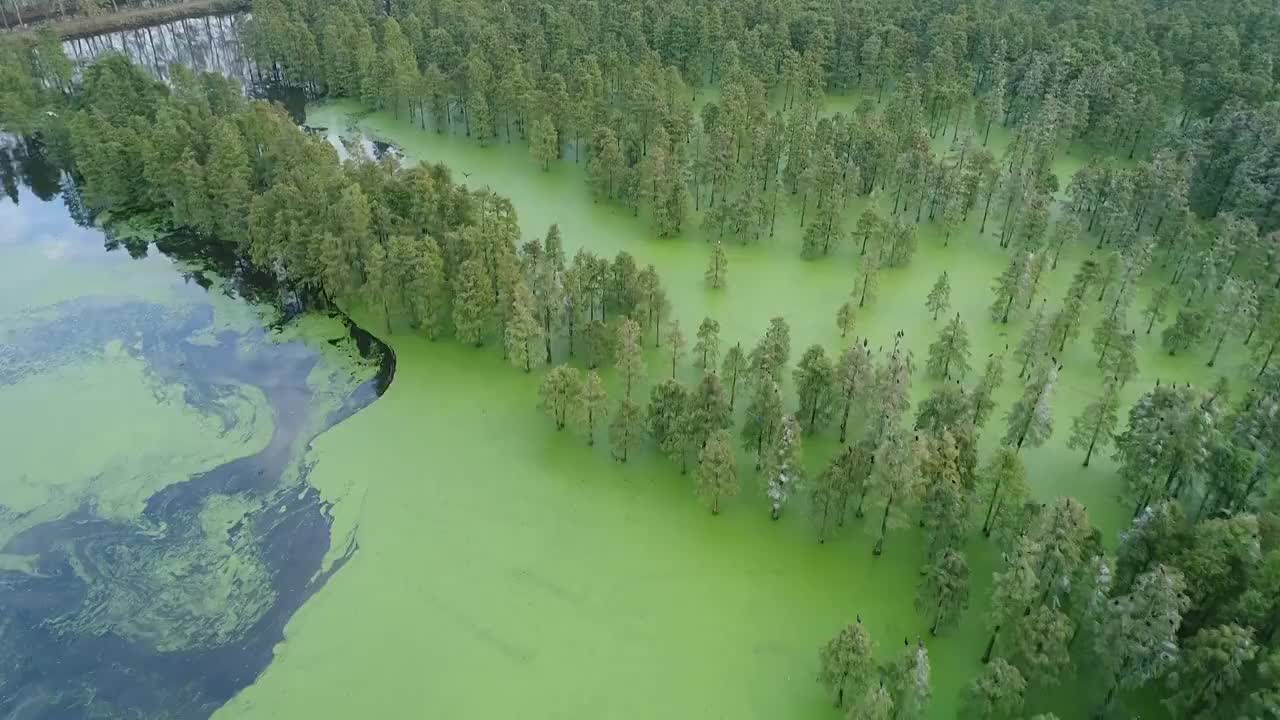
[62, 13, 253, 84]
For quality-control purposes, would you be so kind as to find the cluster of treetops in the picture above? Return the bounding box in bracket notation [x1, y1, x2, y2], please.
[1, 0, 1279, 715]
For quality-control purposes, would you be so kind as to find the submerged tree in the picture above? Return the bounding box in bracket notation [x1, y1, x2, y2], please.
[794, 344, 836, 433]
[539, 364, 582, 430]
[917, 548, 970, 635]
[531, 115, 558, 170]
[1002, 359, 1059, 452]
[817, 618, 878, 710]
[927, 313, 972, 380]
[648, 379, 690, 471]
[990, 252, 1033, 324]
[664, 317, 687, 379]
[835, 343, 874, 443]
[962, 659, 1026, 720]
[576, 369, 607, 446]
[721, 343, 746, 409]
[871, 427, 923, 556]
[885, 637, 932, 720]
[919, 430, 969, 561]
[836, 297, 857, 339]
[1067, 377, 1122, 467]
[696, 429, 739, 514]
[706, 241, 728, 288]
[505, 280, 544, 372]
[970, 352, 1007, 428]
[693, 317, 721, 373]
[1165, 624, 1257, 719]
[762, 414, 804, 520]
[1094, 565, 1190, 715]
[926, 272, 951, 321]
[617, 318, 646, 399]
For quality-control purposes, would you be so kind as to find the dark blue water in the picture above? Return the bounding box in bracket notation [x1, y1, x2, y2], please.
[0, 132, 387, 718]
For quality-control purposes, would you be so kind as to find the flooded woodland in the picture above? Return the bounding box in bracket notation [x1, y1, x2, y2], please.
[2, 3, 1279, 719]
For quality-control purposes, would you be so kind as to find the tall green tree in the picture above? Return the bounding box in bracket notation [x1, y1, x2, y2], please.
[706, 241, 729, 288]
[990, 251, 1033, 324]
[926, 271, 951, 321]
[817, 618, 877, 710]
[1165, 624, 1257, 719]
[609, 397, 644, 462]
[1002, 359, 1059, 452]
[531, 114, 558, 170]
[835, 343, 874, 443]
[505, 280, 544, 372]
[927, 313, 972, 380]
[979, 448, 1029, 539]
[871, 427, 923, 555]
[576, 369, 607, 446]
[762, 414, 803, 520]
[696, 429, 739, 514]
[1015, 301, 1051, 379]
[962, 659, 1026, 720]
[617, 318, 646, 400]
[540, 364, 582, 430]
[1206, 277, 1258, 367]
[693, 317, 721, 373]
[983, 540, 1040, 663]
[793, 344, 836, 433]
[836, 297, 857, 339]
[453, 256, 494, 346]
[885, 638, 932, 720]
[970, 352, 1007, 428]
[1067, 378, 1122, 467]
[204, 118, 252, 246]
[918, 548, 970, 636]
[721, 343, 746, 409]
[664, 317, 686, 379]
[1094, 565, 1190, 714]
[741, 378, 783, 466]
[919, 430, 969, 561]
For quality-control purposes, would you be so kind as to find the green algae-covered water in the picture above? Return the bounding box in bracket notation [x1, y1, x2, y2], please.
[214, 101, 1239, 720]
[2, 30, 1247, 716]
[0, 140, 383, 718]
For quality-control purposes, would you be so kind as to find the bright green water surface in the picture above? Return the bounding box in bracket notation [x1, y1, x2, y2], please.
[215, 100, 1241, 720]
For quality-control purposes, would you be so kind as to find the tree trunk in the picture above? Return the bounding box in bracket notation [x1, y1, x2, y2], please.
[1258, 341, 1278, 379]
[980, 188, 995, 234]
[1207, 332, 1227, 367]
[873, 491, 894, 555]
[982, 476, 1004, 536]
[855, 485, 870, 518]
[981, 626, 1000, 663]
[839, 396, 853, 443]
[1084, 421, 1101, 467]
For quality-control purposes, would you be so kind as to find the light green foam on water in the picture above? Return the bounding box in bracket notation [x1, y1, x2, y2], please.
[0, 350, 273, 550]
[53, 490, 277, 653]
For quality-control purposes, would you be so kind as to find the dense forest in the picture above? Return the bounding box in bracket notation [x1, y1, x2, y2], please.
[3, 0, 1280, 717]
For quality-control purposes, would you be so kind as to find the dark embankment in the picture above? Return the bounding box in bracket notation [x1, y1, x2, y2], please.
[2, 0, 247, 39]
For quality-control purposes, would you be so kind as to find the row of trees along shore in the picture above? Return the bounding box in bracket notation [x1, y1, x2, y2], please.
[2, 0, 1280, 715]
